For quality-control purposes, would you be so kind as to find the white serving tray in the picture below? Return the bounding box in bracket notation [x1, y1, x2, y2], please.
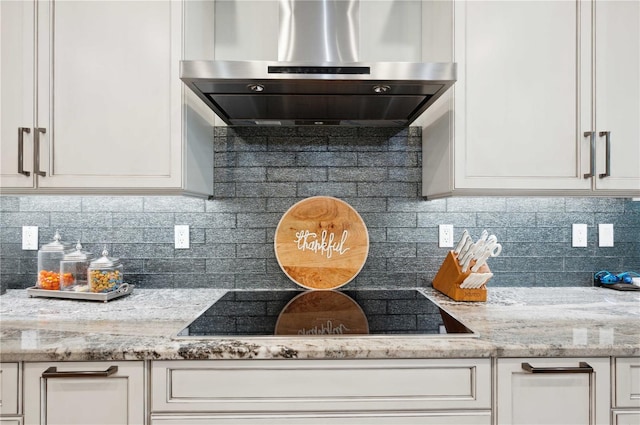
[26, 283, 133, 302]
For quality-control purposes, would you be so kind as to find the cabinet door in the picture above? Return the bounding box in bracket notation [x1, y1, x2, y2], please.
[614, 357, 640, 408]
[593, 0, 640, 192]
[452, 1, 592, 192]
[496, 357, 610, 425]
[23, 361, 144, 425]
[0, 363, 20, 416]
[0, 0, 36, 189]
[34, 0, 182, 190]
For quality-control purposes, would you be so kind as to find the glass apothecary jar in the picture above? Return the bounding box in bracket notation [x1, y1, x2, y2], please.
[60, 242, 94, 292]
[37, 231, 72, 290]
[88, 248, 123, 293]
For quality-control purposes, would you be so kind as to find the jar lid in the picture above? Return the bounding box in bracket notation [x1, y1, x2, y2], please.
[63, 241, 94, 261]
[40, 230, 72, 252]
[90, 247, 121, 268]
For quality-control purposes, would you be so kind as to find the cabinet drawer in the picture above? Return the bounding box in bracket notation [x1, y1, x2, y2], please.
[496, 357, 610, 425]
[152, 359, 491, 413]
[612, 411, 640, 425]
[614, 357, 640, 408]
[23, 361, 145, 425]
[151, 411, 491, 425]
[0, 363, 19, 416]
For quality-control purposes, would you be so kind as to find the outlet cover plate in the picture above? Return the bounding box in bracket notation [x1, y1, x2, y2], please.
[174, 225, 190, 249]
[22, 226, 38, 250]
[572, 223, 588, 247]
[439, 224, 454, 248]
[598, 223, 614, 247]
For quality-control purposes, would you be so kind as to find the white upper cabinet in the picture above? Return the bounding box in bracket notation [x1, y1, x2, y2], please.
[456, 1, 587, 191]
[0, 0, 36, 189]
[592, 0, 640, 192]
[422, 0, 640, 198]
[0, 0, 214, 197]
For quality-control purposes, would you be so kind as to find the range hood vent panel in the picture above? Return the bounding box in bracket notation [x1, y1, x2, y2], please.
[210, 94, 432, 121]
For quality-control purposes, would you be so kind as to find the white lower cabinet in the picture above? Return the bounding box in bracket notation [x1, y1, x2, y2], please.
[11, 355, 633, 424]
[496, 357, 610, 425]
[23, 361, 145, 425]
[612, 357, 640, 424]
[0, 363, 21, 424]
[150, 359, 492, 425]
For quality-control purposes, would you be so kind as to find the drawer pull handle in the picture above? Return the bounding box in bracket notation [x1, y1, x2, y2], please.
[18, 127, 31, 176]
[521, 362, 593, 374]
[42, 365, 118, 378]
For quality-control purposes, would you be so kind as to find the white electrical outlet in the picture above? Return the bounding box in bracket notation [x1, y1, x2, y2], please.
[439, 224, 454, 248]
[572, 223, 588, 247]
[22, 226, 38, 250]
[598, 223, 614, 247]
[174, 225, 190, 249]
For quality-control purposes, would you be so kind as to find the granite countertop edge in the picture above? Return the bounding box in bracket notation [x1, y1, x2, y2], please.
[1, 287, 638, 362]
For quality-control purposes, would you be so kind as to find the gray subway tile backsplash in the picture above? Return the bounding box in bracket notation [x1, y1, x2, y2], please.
[1, 126, 639, 293]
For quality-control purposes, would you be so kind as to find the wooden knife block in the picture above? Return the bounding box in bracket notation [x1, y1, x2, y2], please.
[432, 251, 489, 302]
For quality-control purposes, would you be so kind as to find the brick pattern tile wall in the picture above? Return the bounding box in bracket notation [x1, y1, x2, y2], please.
[1, 126, 639, 293]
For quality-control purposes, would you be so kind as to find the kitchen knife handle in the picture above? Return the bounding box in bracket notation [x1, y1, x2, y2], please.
[42, 365, 118, 378]
[598, 131, 611, 178]
[521, 362, 593, 374]
[33, 127, 46, 177]
[583, 131, 595, 178]
[18, 127, 31, 176]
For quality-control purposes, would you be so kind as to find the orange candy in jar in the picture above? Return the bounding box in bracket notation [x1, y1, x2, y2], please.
[38, 270, 74, 290]
[36, 231, 72, 290]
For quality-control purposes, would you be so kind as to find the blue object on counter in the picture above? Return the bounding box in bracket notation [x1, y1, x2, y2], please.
[594, 270, 639, 284]
[617, 271, 640, 283]
[594, 271, 640, 291]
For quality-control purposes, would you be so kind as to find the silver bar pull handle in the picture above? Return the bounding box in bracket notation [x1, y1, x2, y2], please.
[42, 365, 118, 378]
[33, 127, 46, 177]
[599, 131, 611, 178]
[583, 131, 596, 178]
[521, 362, 594, 374]
[18, 127, 31, 176]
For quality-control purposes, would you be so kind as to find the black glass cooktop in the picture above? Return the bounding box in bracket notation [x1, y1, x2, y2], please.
[176, 289, 475, 338]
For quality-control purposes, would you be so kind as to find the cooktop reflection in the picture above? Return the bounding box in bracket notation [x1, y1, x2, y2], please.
[176, 289, 476, 338]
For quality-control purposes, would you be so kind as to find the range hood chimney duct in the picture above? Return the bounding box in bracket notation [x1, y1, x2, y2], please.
[278, 0, 359, 63]
[180, 0, 456, 127]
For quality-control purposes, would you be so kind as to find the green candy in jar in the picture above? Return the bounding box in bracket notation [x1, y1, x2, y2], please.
[88, 247, 123, 293]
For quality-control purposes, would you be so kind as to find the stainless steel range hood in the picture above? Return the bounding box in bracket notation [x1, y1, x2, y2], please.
[180, 0, 456, 127]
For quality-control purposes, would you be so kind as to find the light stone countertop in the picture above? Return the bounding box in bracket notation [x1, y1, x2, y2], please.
[0, 287, 638, 362]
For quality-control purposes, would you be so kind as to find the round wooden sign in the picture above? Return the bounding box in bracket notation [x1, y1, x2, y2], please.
[274, 196, 369, 290]
[275, 290, 369, 336]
